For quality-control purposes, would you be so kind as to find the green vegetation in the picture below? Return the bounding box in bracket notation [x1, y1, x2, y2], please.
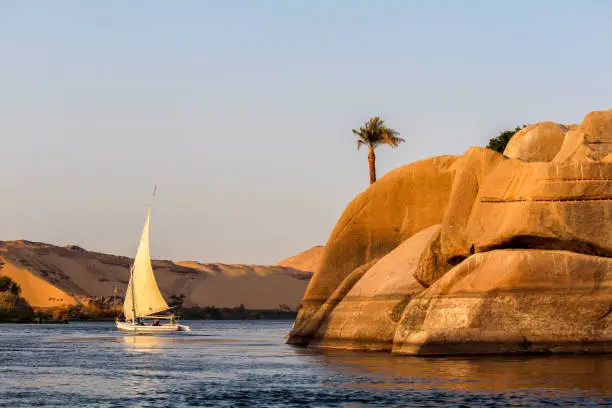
[0, 284, 296, 322]
[169, 293, 185, 308]
[0, 276, 21, 296]
[168, 293, 296, 320]
[0, 307, 34, 322]
[73, 296, 123, 319]
[487, 125, 527, 154]
[0, 290, 123, 323]
[37, 300, 121, 321]
[0, 276, 33, 322]
[175, 304, 297, 320]
[353, 117, 404, 184]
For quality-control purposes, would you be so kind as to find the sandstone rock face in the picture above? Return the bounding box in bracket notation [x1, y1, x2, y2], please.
[292, 155, 459, 333]
[288, 108, 612, 355]
[288, 259, 379, 346]
[308, 225, 439, 351]
[468, 160, 612, 256]
[393, 250, 612, 355]
[415, 147, 506, 286]
[503, 122, 568, 162]
[554, 109, 612, 162]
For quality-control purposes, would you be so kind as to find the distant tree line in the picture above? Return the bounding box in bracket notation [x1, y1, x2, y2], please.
[169, 293, 297, 320]
[175, 304, 297, 320]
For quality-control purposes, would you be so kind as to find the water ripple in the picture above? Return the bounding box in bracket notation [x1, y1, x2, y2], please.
[0, 321, 611, 407]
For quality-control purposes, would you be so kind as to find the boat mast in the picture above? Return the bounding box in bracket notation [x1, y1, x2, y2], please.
[129, 185, 157, 324]
[150, 185, 157, 206]
[130, 264, 136, 323]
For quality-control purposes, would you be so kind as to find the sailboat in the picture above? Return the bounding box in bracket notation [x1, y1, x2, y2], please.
[115, 188, 190, 334]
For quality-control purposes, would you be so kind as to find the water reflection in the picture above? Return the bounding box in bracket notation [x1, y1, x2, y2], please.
[116, 334, 238, 353]
[295, 348, 612, 397]
[3, 322, 611, 407]
[119, 335, 168, 354]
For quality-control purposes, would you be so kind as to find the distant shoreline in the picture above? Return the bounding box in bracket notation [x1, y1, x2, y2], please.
[0, 308, 298, 324]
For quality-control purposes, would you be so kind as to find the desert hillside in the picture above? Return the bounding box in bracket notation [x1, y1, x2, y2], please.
[0, 241, 318, 310]
[278, 245, 324, 273]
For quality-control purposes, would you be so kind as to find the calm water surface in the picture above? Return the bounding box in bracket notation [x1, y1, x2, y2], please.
[0, 321, 611, 407]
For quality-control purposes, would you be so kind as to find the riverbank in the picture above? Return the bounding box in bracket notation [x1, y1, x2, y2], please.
[0, 306, 298, 323]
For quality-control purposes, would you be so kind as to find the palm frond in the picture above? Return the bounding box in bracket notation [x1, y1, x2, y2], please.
[353, 128, 367, 150]
[352, 116, 403, 150]
[380, 127, 404, 148]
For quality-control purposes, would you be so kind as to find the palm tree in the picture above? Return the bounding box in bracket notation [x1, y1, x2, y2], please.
[352, 116, 404, 185]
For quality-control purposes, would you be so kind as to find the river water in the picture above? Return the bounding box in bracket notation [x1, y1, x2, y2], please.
[0, 321, 610, 407]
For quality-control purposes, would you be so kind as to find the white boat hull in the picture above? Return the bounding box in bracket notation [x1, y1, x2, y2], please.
[116, 321, 191, 334]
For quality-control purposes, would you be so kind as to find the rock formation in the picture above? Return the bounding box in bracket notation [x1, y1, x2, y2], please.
[503, 122, 568, 162]
[288, 108, 612, 355]
[293, 156, 459, 339]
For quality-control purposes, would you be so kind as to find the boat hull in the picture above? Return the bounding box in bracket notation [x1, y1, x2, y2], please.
[116, 321, 191, 334]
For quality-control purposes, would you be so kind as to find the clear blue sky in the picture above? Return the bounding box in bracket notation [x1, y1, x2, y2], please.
[1, 1, 610, 264]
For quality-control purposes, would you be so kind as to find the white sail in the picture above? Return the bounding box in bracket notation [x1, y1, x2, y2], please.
[123, 208, 170, 320]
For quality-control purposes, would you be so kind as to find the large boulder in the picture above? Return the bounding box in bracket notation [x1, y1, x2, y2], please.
[393, 250, 612, 355]
[468, 159, 612, 256]
[288, 259, 380, 345]
[554, 109, 612, 162]
[307, 225, 440, 351]
[503, 122, 568, 162]
[289, 155, 460, 341]
[414, 147, 506, 286]
[417, 146, 612, 288]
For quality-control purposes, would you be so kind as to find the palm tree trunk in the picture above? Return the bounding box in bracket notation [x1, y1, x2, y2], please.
[368, 146, 376, 185]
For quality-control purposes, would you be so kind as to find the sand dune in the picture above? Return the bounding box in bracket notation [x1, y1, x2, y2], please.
[0, 240, 318, 310]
